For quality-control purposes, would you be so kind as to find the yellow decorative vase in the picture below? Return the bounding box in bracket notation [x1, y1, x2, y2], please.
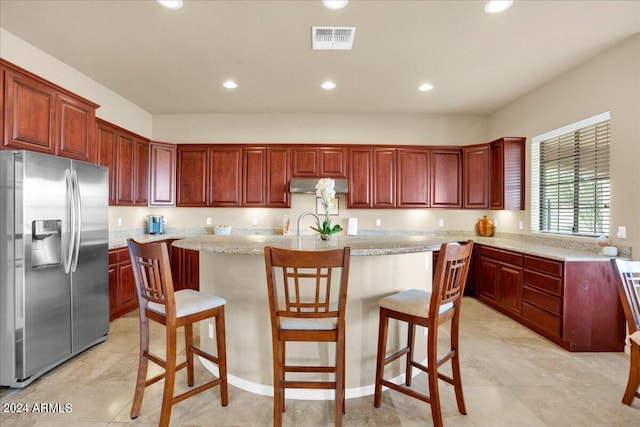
[475, 216, 495, 237]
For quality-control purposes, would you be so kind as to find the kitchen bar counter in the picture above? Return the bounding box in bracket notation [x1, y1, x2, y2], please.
[169, 233, 618, 261]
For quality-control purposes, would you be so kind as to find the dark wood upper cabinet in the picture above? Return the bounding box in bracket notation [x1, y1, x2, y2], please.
[396, 147, 429, 208]
[291, 146, 347, 178]
[94, 119, 148, 206]
[134, 138, 149, 206]
[115, 131, 135, 205]
[177, 144, 289, 208]
[210, 146, 242, 207]
[176, 145, 209, 207]
[243, 146, 291, 207]
[490, 137, 525, 210]
[57, 94, 95, 162]
[429, 147, 462, 208]
[149, 141, 176, 206]
[373, 148, 396, 208]
[265, 147, 290, 207]
[2, 60, 97, 161]
[319, 146, 347, 178]
[463, 144, 491, 209]
[243, 147, 266, 206]
[4, 69, 56, 153]
[348, 147, 373, 208]
[96, 121, 118, 205]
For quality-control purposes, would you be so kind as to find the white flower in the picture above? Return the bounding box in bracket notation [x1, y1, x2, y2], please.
[316, 178, 336, 214]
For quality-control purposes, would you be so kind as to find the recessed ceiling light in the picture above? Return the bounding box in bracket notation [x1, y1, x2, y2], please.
[323, 0, 348, 10]
[418, 83, 434, 92]
[484, 0, 513, 14]
[321, 81, 337, 90]
[222, 80, 238, 89]
[157, 0, 183, 10]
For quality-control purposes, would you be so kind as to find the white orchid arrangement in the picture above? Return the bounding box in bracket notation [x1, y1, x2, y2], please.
[311, 178, 343, 238]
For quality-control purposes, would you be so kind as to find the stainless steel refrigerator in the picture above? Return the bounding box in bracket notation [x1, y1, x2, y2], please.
[0, 150, 109, 387]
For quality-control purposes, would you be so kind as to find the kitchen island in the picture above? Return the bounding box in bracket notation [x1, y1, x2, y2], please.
[173, 234, 452, 399]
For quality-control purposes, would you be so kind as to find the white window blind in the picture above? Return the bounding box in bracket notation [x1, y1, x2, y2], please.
[531, 113, 610, 236]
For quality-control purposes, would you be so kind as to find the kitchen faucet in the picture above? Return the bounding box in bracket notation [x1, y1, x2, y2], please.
[297, 211, 320, 236]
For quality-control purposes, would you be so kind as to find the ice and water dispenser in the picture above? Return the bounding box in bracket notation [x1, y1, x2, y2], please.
[31, 220, 62, 268]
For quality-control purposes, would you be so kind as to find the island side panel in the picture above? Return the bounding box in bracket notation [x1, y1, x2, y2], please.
[198, 251, 433, 398]
[563, 261, 625, 352]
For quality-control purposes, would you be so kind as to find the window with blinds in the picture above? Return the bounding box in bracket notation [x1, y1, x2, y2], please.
[531, 113, 610, 236]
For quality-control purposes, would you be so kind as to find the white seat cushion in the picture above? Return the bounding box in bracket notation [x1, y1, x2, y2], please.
[378, 289, 453, 318]
[148, 289, 226, 318]
[280, 316, 338, 331]
[629, 330, 640, 345]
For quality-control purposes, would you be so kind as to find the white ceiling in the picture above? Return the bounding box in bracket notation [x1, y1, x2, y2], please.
[1, 0, 639, 115]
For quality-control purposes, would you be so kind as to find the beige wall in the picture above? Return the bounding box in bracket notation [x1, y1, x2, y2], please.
[0, 28, 152, 138]
[489, 34, 640, 256]
[152, 113, 488, 145]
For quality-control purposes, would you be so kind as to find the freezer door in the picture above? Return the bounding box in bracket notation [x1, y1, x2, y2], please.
[20, 151, 72, 380]
[70, 160, 109, 353]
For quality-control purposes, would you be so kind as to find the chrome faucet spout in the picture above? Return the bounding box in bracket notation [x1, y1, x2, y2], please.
[297, 211, 320, 236]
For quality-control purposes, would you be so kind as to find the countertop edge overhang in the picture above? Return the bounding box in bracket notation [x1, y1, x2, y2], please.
[109, 233, 618, 262]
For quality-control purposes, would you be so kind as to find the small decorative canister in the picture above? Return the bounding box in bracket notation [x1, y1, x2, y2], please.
[475, 216, 495, 237]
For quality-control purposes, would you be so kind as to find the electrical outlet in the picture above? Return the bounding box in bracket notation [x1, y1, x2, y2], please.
[376, 219, 381, 227]
[252, 217, 258, 226]
[117, 218, 122, 227]
[617, 226, 627, 239]
[206, 217, 212, 225]
[519, 221, 524, 230]
[208, 323, 214, 339]
[438, 219, 444, 227]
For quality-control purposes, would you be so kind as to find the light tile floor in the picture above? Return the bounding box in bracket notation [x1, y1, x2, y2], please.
[1, 298, 638, 426]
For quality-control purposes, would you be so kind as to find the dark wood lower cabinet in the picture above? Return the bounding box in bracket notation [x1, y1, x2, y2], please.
[170, 243, 200, 291]
[474, 244, 625, 351]
[108, 240, 200, 321]
[108, 248, 138, 321]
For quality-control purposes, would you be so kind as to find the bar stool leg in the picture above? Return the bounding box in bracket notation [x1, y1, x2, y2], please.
[185, 324, 195, 387]
[373, 308, 388, 408]
[427, 337, 443, 427]
[215, 308, 229, 406]
[130, 317, 150, 419]
[405, 322, 415, 386]
[159, 326, 178, 427]
[335, 332, 345, 427]
[450, 316, 466, 414]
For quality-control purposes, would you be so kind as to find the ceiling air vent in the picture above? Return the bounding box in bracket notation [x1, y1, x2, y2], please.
[312, 26, 356, 50]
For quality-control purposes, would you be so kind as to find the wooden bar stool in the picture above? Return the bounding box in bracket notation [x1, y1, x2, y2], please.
[127, 238, 228, 427]
[263, 246, 351, 427]
[373, 241, 473, 427]
[610, 258, 640, 405]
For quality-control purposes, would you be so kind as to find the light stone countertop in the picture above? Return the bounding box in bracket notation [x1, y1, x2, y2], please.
[166, 234, 617, 262]
[109, 229, 622, 262]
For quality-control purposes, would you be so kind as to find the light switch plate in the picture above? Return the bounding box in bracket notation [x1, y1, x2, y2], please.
[617, 226, 627, 239]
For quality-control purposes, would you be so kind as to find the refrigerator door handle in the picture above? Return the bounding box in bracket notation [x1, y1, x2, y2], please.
[71, 170, 82, 273]
[64, 168, 75, 274]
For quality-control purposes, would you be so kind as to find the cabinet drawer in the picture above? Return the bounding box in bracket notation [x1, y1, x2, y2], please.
[116, 248, 130, 264]
[524, 270, 562, 296]
[524, 255, 563, 277]
[523, 286, 562, 315]
[480, 246, 500, 259]
[109, 251, 118, 265]
[500, 250, 523, 267]
[523, 302, 561, 338]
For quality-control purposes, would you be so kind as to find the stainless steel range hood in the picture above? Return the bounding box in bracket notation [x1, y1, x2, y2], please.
[289, 178, 349, 194]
